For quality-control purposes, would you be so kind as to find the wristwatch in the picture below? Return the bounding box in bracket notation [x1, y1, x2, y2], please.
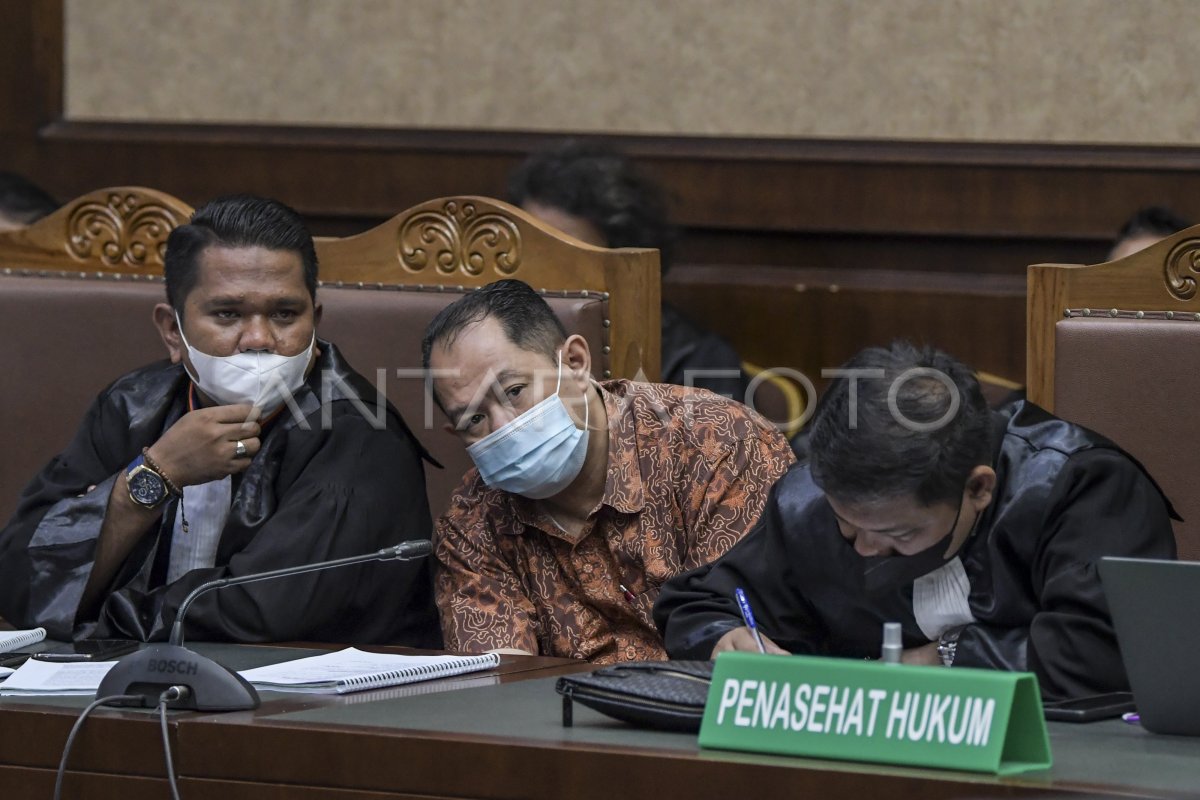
[125, 453, 171, 509]
[937, 627, 963, 667]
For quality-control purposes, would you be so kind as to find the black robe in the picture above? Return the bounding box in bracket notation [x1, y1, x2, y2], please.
[654, 402, 1177, 700]
[0, 342, 440, 645]
[661, 303, 750, 402]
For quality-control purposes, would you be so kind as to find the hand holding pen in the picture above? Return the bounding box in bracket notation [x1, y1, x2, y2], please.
[709, 587, 790, 657]
[735, 587, 767, 653]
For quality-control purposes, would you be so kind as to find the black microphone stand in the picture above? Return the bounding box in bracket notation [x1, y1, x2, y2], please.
[96, 541, 432, 711]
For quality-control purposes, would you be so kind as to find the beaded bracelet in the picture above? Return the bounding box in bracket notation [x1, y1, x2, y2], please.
[142, 447, 188, 533]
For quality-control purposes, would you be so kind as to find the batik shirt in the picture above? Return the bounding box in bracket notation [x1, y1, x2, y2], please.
[435, 379, 795, 663]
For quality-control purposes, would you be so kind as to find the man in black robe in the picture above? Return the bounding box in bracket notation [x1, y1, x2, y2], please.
[0, 195, 438, 644]
[654, 342, 1176, 700]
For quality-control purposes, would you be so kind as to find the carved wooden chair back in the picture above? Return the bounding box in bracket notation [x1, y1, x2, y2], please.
[311, 196, 660, 382]
[1028, 225, 1200, 559]
[0, 187, 192, 274]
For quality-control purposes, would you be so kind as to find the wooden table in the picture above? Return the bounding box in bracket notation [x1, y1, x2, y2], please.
[0, 643, 590, 799]
[3, 645, 1199, 799]
[174, 676, 1200, 800]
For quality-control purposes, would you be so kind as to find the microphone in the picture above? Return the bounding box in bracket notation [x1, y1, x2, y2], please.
[170, 539, 433, 647]
[96, 539, 433, 711]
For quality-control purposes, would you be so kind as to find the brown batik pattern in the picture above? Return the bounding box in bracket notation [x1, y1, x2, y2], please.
[434, 380, 795, 663]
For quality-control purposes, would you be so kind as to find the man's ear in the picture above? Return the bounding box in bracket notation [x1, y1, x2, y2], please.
[562, 334, 591, 386]
[312, 302, 323, 358]
[153, 303, 184, 364]
[966, 465, 997, 512]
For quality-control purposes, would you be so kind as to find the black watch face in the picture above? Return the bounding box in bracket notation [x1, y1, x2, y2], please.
[129, 468, 167, 507]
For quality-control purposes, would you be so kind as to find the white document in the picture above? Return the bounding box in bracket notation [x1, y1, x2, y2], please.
[0, 627, 47, 653]
[0, 657, 120, 695]
[238, 647, 500, 694]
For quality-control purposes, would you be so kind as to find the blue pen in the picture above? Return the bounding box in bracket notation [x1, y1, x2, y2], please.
[735, 587, 767, 654]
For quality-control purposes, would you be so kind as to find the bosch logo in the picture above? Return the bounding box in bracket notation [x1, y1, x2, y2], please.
[147, 659, 199, 676]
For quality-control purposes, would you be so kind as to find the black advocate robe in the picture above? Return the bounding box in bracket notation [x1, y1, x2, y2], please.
[661, 303, 750, 402]
[654, 402, 1177, 700]
[0, 341, 439, 645]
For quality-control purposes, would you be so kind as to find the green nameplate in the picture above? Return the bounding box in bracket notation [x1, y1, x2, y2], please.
[698, 652, 1051, 775]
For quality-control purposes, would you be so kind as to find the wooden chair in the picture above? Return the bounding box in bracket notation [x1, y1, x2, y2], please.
[0, 187, 193, 272]
[1028, 226, 1200, 560]
[0, 189, 660, 521]
[311, 196, 659, 382]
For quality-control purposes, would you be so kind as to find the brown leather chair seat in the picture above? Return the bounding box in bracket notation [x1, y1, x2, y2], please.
[0, 274, 165, 525]
[1054, 317, 1200, 560]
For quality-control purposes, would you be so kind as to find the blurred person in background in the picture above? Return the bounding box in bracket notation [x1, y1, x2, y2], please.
[0, 171, 58, 232]
[509, 140, 751, 403]
[1108, 206, 1192, 261]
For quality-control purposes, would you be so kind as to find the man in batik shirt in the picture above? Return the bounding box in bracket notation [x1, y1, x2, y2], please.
[422, 279, 794, 663]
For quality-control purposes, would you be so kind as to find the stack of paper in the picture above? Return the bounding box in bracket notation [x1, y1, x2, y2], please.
[0, 628, 49, 681]
[0, 647, 501, 696]
[0, 658, 119, 695]
[239, 648, 501, 694]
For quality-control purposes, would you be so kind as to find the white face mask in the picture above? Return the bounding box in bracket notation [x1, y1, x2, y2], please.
[465, 352, 590, 500]
[175, 312, 315, 412]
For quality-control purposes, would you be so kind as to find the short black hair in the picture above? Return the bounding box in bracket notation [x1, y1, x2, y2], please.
[808, 342, 993, 507]
[0, 172, 58, 225]
[421, 279, 567, 372]
[508, 139, 676, 273]
[1115, 206, 1193, 243]
[164, 195, 318, 316]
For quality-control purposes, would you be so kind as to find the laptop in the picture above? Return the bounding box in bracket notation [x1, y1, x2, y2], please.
[1099, 557, 1200, 735]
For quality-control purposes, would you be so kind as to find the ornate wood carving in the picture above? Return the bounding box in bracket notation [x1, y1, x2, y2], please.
[397, 200, 521, 277]
[1164, 237, 1200, 301]
[66, 191, 186, 269]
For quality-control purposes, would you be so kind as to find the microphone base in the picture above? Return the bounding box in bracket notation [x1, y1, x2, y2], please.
[96, 643, 260, 711]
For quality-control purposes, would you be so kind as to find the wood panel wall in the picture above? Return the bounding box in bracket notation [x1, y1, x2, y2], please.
[6, 0, 1200, 386]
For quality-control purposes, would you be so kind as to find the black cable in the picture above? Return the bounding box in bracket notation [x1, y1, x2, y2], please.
[54, 693, 142, 800]
[157, 687, 186, 800]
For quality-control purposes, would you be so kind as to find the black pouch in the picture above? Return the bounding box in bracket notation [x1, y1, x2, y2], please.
[555, 660, 715, 733]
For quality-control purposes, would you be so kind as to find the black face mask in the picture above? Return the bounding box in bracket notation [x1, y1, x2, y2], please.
[859, 499, 971, 597]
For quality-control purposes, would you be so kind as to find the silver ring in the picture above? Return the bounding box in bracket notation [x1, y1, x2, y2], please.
[234, 440, 249, 459]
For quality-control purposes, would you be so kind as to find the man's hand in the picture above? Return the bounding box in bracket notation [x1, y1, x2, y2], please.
[901, 642, 941, 666]
[711, 626, 789, 657]
[147, 404, 262, 487]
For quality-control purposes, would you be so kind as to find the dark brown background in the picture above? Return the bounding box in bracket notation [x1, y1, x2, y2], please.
[6, 0, 1200, 386]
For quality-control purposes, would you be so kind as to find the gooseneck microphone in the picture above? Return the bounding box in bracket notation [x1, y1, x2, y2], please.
[169, 539, 434, 647]
[96, 539, 434, 711]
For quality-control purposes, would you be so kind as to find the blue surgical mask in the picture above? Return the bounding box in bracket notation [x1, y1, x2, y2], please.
[466, 353, 590, 500]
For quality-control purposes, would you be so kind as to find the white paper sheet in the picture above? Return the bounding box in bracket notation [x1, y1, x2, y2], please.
[0, 657, 119, 695]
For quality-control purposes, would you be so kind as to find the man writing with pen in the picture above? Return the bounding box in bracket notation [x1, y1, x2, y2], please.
[654, 342, 1176, 700]
[422, 279, 795, 663]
